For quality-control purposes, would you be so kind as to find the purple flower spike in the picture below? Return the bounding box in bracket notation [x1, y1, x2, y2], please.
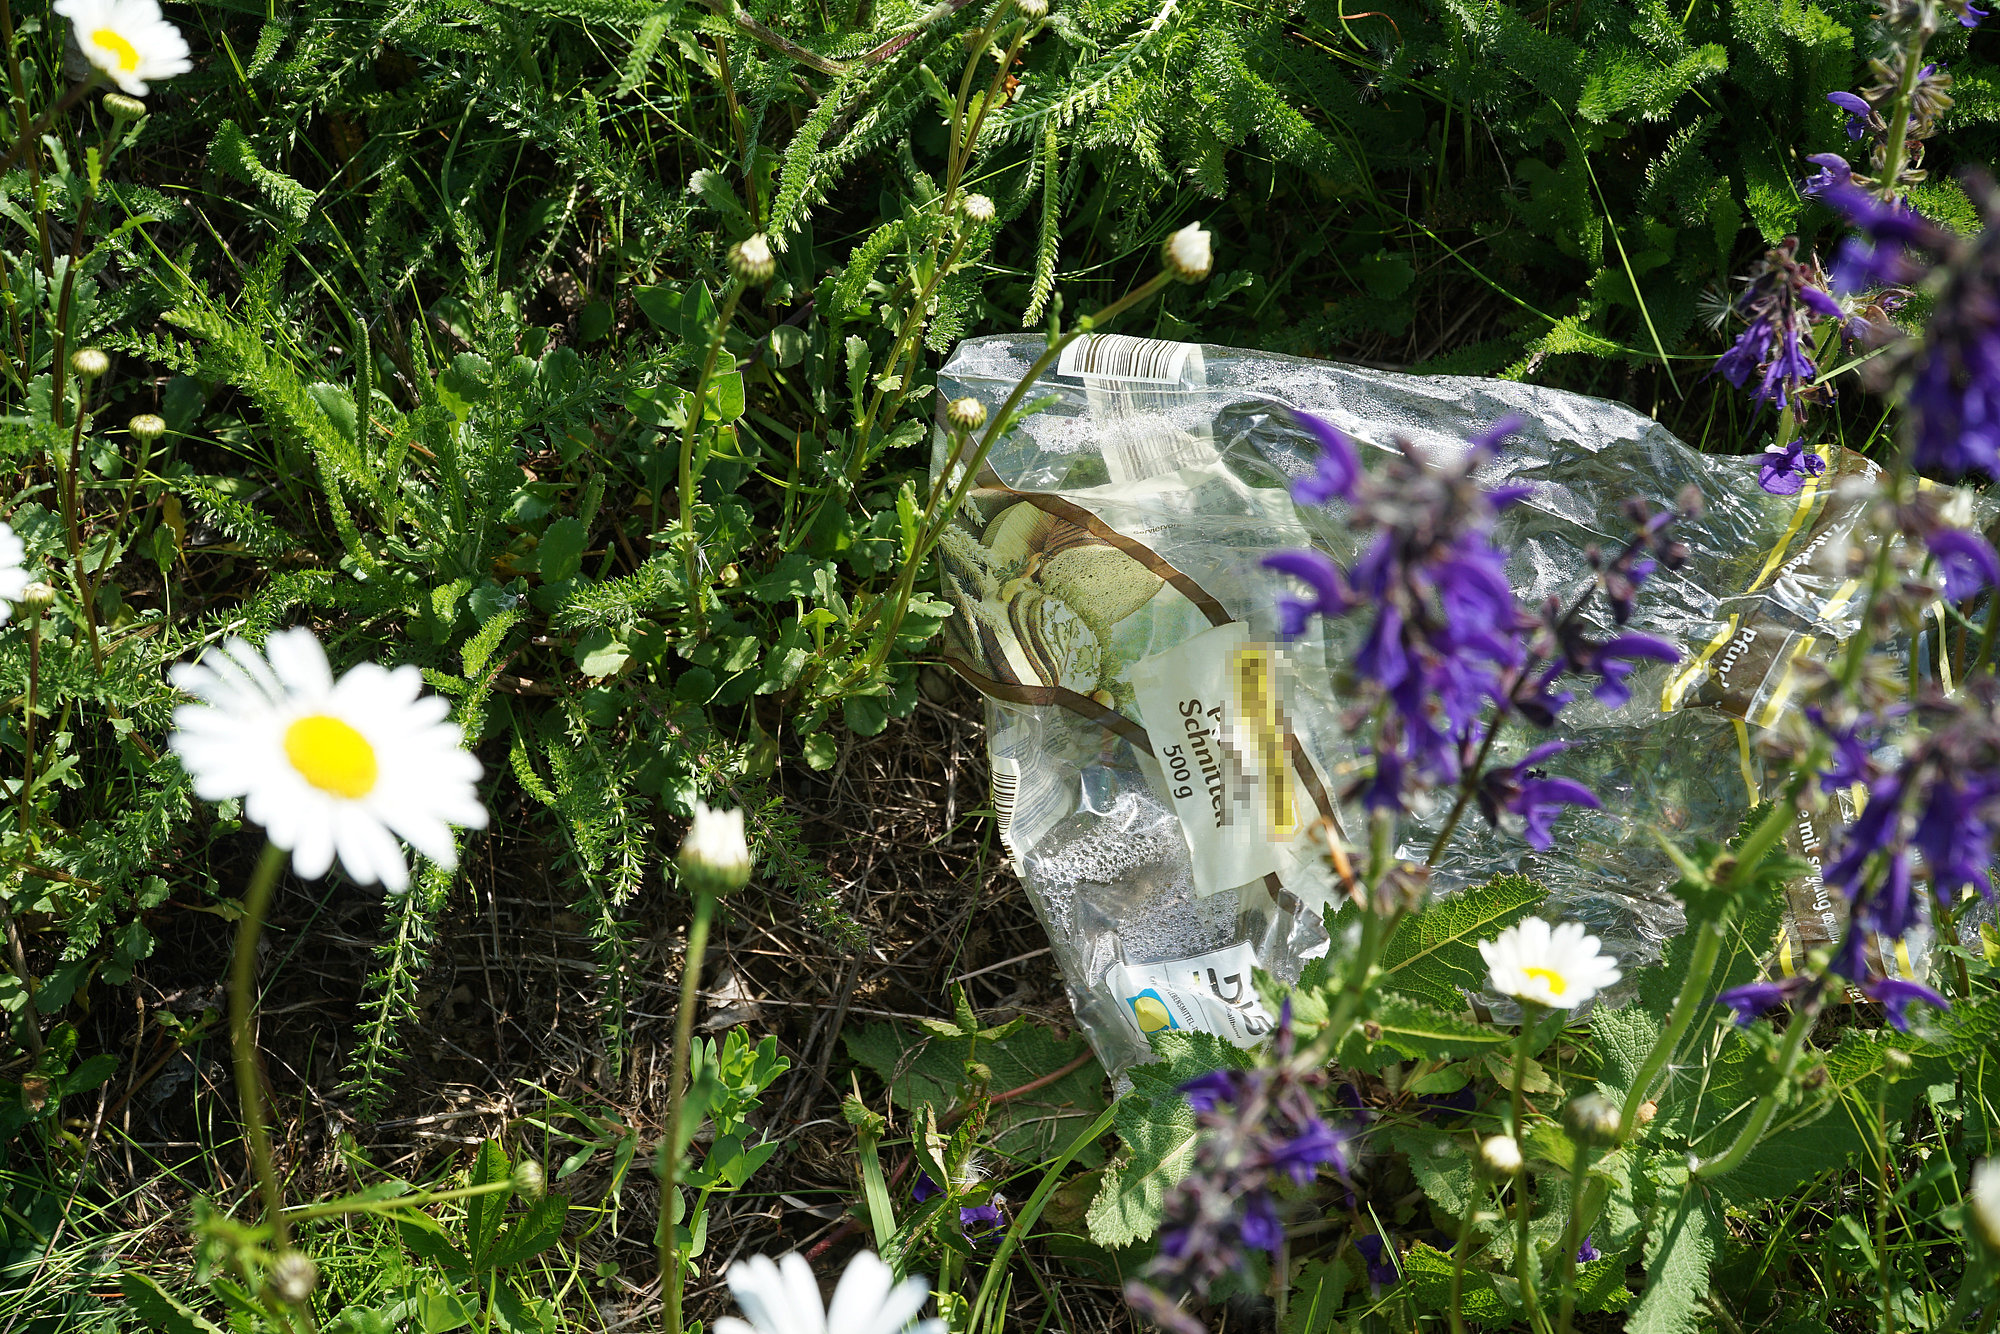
[1965, 2, 1987, 26]
[912, 1173, 941, 1202]
[1929, 528, 2000, 599]
[1759, 442, 1827, 496]
[1861, 976, 1949, 1031]
[1262, 548, 1350, 639]
[959, 1203, 1003, 1235]
[1512, 777, 1601, 850]
[1715, 978, 1805, 1025]
[1470, 413, 1527, 457]
[1576, 1235, 1601, 1265]
[1354, 1234, 1399, 1289]
[1269, 1115, 1351, 1185]
[1291, 410, 1364, 506]
[1589, 634, 1681, 708]
[1827, 91, 1872, 138]
[1800, 285, 1842, 320]
[1179, 1069, 1245, 1115]
[1802, 153, 1854, 200]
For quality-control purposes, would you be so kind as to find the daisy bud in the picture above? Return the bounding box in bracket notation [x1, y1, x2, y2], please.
[128, 413, 167, 441]
[1016, 0, 1049, 17]
[102, 93, 148, 120]
[1635, 1100, 1658, 1128]
[512, 1160, 547, 1201]
[1161, 223, 1212, 283]
[728, 233, 776, 286]
[676, 800, 753, 896]
[946, 397, 987, 433]
[962, 194, 996, 224]
[1479, 1135, 1524, 1175]
[1973, 1159, 2000, 1252]
[17, 582, 53, 614]
[267, 1250, 319, 1305]
[1563, 1093, 1621, 1148]
[70, 348, 109, 379]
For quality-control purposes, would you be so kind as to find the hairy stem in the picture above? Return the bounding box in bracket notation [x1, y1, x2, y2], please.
[230, 841, 293, 1246]
[1692, 994, 1818, 1178]
[1617, 914, 1727, 1140]
[674, 285, 745, 637]
[1510, 1002, 1541, 1326]
[659, 888, 716, 1334]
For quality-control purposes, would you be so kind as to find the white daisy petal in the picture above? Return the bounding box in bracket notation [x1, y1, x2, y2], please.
[826, 1252, 894, 1334]
[1479, 916, 1620, 1009]
[167, 627, 485, 890]
[780, 1252, 829, 1334]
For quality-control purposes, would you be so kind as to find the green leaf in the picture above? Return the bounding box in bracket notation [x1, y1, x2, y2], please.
[1086, 1032, 1244, 1247]
[534, 517, 588, 584]
[1283, 1257, 1352, 1334]
[396, 1215, 473, 1278]
[1344, 994, 1516, 1066]
[844, 1019, 1106, 1164]
[1399, 1239, 1511, 1322]
[465, 1139, 515, 1267]
[1627, 1167, 1720, 1334]
[119, 1272, 228, 1334]
[487, 1194, 571, 1270]
[1327, 874, 1543, 1011]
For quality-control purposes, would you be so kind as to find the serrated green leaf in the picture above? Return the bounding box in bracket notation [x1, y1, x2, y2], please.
[1327, 873, 1544, 1010]
[1086, 1032, 1246, 1248]
[1626, 1176, 1719, 1334]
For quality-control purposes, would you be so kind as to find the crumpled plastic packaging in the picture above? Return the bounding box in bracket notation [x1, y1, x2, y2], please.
[933, 332, 1931, 1072]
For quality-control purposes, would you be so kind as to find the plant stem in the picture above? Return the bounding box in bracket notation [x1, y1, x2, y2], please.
[1427, 720, 1505, 865]
[674, 285, 745, 637]
[229, 840, 293, 1247]
[1691, 994, 1818, 1178]
[1873, 19, 1932, 206]
[1617, 915, 1727, 1140]
[1510, 1002, 1542, 1327]
[280, 1176, 517, 1223]
[1555, 1142, 1593, 1334]
[1447, 1178, 1484, 1334]
[659, 887, 716, 1334]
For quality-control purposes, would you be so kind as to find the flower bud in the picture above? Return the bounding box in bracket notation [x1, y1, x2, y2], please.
[70, 348, 109, 379]
[128, 413, 167, 442]
[1480, 1134, 1523, 1175]
[267, 1250, 319, 1305]
[1563, 1093, 1621, 1148]
[676, 800, 752, 896]
[728, 233, 775, 286]
[1161, 223, 1212, 283]
[1634, 1100, 1658, 1128]
[962, 194, 996, 224]
[17, 582, 53, 614]
[1973, 1159, 2000, 1252]
[946, 397, 987, 432]
[512, 1160, 547, 1201]
[1016, 0, 1049, 17]
[102, 92, 148, 120]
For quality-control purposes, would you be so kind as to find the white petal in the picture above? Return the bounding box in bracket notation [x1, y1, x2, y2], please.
[780, 1252, 829, 1334]
[826, 1252, 893, 1334]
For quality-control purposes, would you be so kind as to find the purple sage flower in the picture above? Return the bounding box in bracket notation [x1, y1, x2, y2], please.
[1862, 976, 1949, 1031]
[1716, 976, 1810, 1026]
[1712, 239, 1840, 415]
[1758, 442, 1827, 496]
[1802, 153, 1855, 200]
[1928, 528, 2000, 599]
[1289, 411, 1363, 506]
[1354, 1234, 1399, 1289]
[1576, 1235, 1601, 1265]
[1828, 90, 1873, 139]
[1476, 740, 1600, 851]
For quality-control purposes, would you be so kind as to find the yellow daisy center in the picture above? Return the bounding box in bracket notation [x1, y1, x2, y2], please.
[283, 714, 378, 799]
[1524, 966, 1569, 996]
[91, 28, 142, 72]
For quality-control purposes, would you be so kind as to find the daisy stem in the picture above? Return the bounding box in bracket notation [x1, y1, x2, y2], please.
[1554, 1143, 1594, 1334]
[1510, 1000, 1540, 1327]
[1446, 1176, 1485, 1334]
[659, 886, 716, 1334]
[229, 840, 292, 1248]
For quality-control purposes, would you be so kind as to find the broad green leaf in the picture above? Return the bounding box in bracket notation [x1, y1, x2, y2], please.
[1086, 1032, 1243, 1247]
[534, 517, 588, 584]
[1328, 874, 1543, 1011]
[1345, 994, 1517, 1066]
[1399, 1240, 1510, 1323]
[1627, 1165, 1719, 1334]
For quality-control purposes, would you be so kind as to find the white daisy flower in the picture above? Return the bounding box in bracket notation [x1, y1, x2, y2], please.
[676, 799, 753, 896]
[53, 0, 192, 97]
[168, 628, 487, 892]
[716, 1251, 943, 1334]
[1162, 223, 1212, 283]
[1972, 1158, 2000, 1250]
[0, 522, 29, 624]
[1478, 916, 1622, 1010]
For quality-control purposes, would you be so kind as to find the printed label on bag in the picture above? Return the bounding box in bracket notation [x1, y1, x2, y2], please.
[1056, 333, 1198, 383]
[1129, 621, 1299, 897]
[1108, 942, 1276, 1048]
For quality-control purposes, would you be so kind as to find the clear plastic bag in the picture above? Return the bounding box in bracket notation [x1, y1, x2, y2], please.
[934, 333, 1927, 1071]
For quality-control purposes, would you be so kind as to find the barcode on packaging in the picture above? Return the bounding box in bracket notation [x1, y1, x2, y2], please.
[1057, 333, 1198, 383]
[990, 756, 1071, 857]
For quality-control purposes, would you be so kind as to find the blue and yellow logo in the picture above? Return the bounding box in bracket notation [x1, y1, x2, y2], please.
[1126, 989, 1178, 1035]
